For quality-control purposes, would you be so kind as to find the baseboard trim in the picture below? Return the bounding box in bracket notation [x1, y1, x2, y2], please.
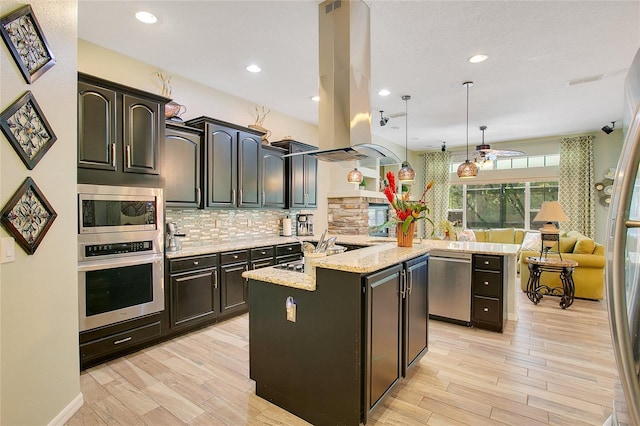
[48, 392, 83, 426]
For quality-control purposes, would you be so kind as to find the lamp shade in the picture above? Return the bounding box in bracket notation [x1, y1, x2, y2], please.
[398, 161, 416, 183]
[533, 201, 569, 223]
[457, 160, 478, 178]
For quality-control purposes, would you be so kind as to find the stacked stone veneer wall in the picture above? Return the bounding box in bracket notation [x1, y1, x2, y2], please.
[328, 197, 388, 235]
[166, 208, 299, 248]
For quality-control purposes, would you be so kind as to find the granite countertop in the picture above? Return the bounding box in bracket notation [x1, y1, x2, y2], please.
[164, 236, 302, 259]
[241, 235, 520, 291]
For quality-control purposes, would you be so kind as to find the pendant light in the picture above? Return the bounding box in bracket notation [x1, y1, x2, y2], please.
[346, 163, 363, 184]
[457, 81, 478, 178]
[398, 95, 415, 183]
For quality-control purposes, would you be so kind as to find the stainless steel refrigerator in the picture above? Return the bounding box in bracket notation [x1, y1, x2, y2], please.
[607, 47, 640, 426]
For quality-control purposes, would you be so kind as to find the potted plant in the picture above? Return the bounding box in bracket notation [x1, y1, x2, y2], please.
[381, 171, 434, 247]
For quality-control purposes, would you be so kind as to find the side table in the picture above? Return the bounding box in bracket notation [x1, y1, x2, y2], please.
[526, 257, 579, 309]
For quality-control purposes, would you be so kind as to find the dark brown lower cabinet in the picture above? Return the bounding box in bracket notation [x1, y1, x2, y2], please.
[472, 254, 506, 332]
[220, 250, 250, 315]
[249, 254, 428, 425]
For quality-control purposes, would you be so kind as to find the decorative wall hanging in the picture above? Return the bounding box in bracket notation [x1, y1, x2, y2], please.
[0, 177, 57, 255]
[595, 167, 615, 207]
[0, 4, 56, 84]
[0, 91, 57, 170]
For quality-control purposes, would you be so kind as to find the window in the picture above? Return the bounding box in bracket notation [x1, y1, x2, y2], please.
[449, 181, 558, 229]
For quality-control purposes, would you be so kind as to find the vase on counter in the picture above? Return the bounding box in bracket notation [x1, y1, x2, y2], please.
[444, 231, 452, 240]
[396, 222, 415, 247]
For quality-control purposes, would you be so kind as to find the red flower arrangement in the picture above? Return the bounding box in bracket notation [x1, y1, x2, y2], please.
[382, 171, 434, 234]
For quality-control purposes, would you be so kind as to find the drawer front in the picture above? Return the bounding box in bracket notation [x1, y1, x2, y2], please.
[474, 255, 502, 272]
[170, 254, 217, 273]
[473, 296, 501, 324]
[276, 243, 301, 257]
[473, 271, 502, 298]
[277, 254, 302, 264]
[251, 246, 275, 260]
[221, 250, 249, 265]
[80, 321, 162, 362]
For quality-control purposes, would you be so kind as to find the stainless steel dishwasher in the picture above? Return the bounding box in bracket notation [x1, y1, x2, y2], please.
[428, 251, 472, 325]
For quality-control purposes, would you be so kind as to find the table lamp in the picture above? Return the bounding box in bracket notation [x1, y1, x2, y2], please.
[533, 201, 569, 259]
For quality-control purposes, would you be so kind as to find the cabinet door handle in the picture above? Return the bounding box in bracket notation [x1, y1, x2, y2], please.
[287, 247, 292, 251]
[213, 271, 218, 289]
[126, 145, 131, 169]
[484, 261, 490, 265]
[408, 270, 413, 295]
[111, 143, 116, 167]
[400, 271, 406, 298]
[245, 265, 249, 282]
[196, 188, 201, 205]
[483, 307, 489, 312]
[483, 281, 489, 286]
[114, 336, 132, 345]
[233, 255, 238, 259]
[193, 261, 199, 265]
[262, 190, 265, 201]
[239, 189, 243, 204]
[232, 189, 236, 205]
[261, 251, 266, 255]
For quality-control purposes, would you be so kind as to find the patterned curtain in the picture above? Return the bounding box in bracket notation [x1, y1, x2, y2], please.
[559, 135, 595, 237]
[423, 151, 451, 237]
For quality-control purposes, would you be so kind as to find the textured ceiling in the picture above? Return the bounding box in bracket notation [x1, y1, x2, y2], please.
[78, 0, 640, 152]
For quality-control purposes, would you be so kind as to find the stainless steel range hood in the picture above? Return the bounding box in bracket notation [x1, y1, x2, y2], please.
[304, 0, 400, 165]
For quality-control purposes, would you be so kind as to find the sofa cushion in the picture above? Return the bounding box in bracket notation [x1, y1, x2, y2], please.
[514, 229, 525, 245]
[574, 238, 596, 254]
[474, 230, 488, 242]
[489, 228, 515, 244]
[559, 237, 577, 253]
[521, 231, 541, 251]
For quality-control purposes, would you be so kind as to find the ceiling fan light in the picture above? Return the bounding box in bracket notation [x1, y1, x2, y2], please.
[398, 161, 415, 183]
[457, 160, 478, 178]
[347, 167, 363, 184]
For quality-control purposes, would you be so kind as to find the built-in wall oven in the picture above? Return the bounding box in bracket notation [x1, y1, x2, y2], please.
[77, 184, 164, 332]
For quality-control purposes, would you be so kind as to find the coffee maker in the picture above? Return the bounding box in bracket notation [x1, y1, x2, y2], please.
[166, 222, 186, 251]
[296, 214, 314, 236]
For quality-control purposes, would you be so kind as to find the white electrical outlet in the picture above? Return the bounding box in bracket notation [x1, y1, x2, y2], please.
[0, 237, 15, 263]
[286, 296, 296, 322]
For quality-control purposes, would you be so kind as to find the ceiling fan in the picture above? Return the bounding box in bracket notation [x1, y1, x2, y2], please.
[475, 126, 525, 161]
[378, 109, 406, 126]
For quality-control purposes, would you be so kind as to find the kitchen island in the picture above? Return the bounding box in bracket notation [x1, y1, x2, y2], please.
[242, 238, 519, 425]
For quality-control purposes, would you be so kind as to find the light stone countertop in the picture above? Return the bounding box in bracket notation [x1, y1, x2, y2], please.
[242, 235, 520, 291]
[164, 236, 302, 259]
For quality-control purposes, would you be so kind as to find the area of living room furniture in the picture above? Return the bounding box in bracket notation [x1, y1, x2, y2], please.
[519, 230, 605, 300]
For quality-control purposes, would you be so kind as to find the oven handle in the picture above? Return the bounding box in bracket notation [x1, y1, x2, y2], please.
[78, 253, 164, 272]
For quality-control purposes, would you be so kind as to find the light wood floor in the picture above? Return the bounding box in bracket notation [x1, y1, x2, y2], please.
[67, 291, 625, 426]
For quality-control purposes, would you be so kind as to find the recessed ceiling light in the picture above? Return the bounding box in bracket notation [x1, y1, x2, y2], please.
[311, 95, 320, 102]
[135, 11, 157, 24]
[468, 54, 488, 64]
[378, 89, 391, 96]
[246, 64, 262, 73]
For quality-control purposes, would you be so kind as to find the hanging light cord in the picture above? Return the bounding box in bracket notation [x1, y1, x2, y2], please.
[404, 95, 410, 161]
[466, 83, 469, 161]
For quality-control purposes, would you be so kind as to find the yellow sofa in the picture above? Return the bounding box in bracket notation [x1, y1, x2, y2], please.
[472, 228, 525, 245]
[519, 231, 605, 300]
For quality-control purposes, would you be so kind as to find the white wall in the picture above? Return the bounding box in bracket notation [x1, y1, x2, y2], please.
[0, 1, 80, 424]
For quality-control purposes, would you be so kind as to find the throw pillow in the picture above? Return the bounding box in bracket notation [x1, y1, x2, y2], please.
[489, 228, 515, 244]
[521, 231, 541, 251]
[574, 238, 596, 254]
[559, 237, 578, 253]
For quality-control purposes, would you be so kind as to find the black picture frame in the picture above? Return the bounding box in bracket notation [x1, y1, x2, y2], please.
[0, 4, 56, 84]
[0, 177, 57, 255]
[0, 91, 57, 170]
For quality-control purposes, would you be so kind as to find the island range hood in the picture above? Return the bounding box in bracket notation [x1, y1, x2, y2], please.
[302, 0, 401, 165]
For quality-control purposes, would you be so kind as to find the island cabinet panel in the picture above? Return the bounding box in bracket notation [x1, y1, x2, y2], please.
[186, 117, 263, 209]
[363, 265, 402, 415]
[248, 254, 429, 425]
[220, 249, 250, 315]
[249, 269, 363, 426]
[403, 255, 429, 375]
[163, 123, 202, 208]
[472, 254, 507, 332]
[78, 73, 167, 186]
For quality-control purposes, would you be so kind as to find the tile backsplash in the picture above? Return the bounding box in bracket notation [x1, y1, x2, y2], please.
[165, 208, 299, 248]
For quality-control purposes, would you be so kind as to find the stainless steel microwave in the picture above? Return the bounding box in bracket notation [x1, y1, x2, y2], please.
[78, 184, 161, 234]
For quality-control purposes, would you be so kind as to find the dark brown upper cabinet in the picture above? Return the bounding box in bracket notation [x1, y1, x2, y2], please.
[163, 123, 202, 208]
[77, 73, 168, 186]
[261, 146, 286, 209]
[186, 117, 263, 209]
[271, 140, 318, 209]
